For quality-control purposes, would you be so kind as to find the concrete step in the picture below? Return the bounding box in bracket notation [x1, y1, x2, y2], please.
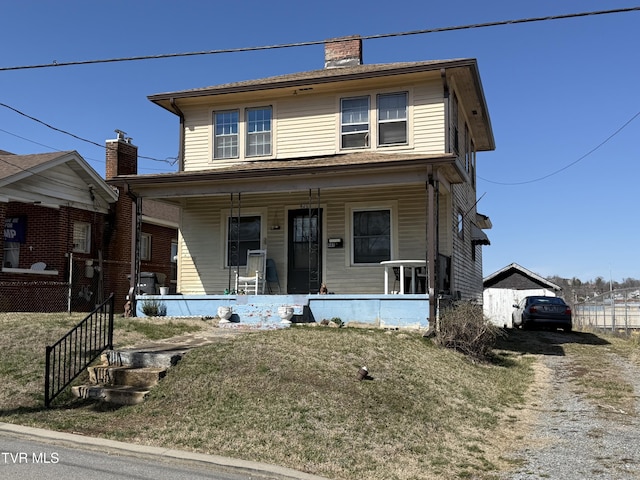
[88, 365, 167, 388]
[71, 385, 150, 405]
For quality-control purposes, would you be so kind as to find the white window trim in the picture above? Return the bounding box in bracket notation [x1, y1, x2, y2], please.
[73, 222, 91, 253]
[245, 106, 273, 158]
[346, 201, 398, 266]
[219, 207, 267, 269]
[140, 233, 152, 261]
[376, 91, 410, 148]
[340, 95, 370, 150]
[210, 104, 277, 163]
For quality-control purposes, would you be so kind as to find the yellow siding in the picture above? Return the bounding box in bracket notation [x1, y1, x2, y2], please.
[276, 95, 338, 158]
[178, 78, 447, 172]
[182, 106, 211, 171]
[177, 184, 434, 295]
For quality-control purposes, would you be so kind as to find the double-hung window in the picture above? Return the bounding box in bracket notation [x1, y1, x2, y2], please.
[353, 209, 391, 264]
[214, 110, 239, 159]
[378, 92, 407, 146]
[341, 96, 369, 149]
[73, 222, 91, 253]
[246, 107, 272, 157]
[3, 242, 20, 268]
[227, 215, 261, 267]
[140, 233, 152, 261]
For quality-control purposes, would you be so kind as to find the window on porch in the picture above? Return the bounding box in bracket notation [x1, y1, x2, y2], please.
[73, 222, 91, 253]
[3, 242, 20, 268]
[227, 215, 261, 267]
[352, 209, 391, 264]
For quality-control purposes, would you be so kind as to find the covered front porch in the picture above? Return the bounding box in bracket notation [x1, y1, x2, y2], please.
[121, 152, 467, 324]
[136, 293, 430, 330]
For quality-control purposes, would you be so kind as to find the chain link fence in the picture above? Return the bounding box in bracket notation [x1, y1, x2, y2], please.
[0, 256, 110, 313]
[574, 287, 640, 333]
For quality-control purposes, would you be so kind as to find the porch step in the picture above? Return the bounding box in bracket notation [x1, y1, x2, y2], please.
[88, 365, 167, 388]
[73, 346, 188, 405]
[71, 384, 151, 405]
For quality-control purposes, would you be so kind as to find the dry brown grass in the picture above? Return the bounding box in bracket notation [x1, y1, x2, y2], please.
[2, 313, 634, 479]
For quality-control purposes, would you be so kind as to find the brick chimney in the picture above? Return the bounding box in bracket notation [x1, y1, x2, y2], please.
[324, 35, 362, 69]
[105, 130, 137, 179]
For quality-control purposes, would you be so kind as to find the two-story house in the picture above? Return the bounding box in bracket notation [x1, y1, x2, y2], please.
[119, 36, 494, 325]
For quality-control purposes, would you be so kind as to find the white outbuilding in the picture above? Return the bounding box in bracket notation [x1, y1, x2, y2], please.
[483, 263, 562, 328]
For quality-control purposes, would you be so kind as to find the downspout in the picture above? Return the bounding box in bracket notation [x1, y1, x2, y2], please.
[124, 183, 141, 315]
[441, 68, 450, 154]
[170, 98, 185, 171]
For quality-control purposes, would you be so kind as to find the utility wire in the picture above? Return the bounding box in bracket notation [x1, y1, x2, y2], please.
[0, 102, 177, 165]
[1, 7, 638, 71]
[478, 110, 640, 186]
[0, 127, 175, 172]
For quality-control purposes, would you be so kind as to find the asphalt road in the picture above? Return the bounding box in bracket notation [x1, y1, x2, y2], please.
[1, 432, 251, 480]
[0, 424, 327, 480]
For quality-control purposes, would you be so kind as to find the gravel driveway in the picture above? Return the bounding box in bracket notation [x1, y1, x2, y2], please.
[501, 331, 640, 479]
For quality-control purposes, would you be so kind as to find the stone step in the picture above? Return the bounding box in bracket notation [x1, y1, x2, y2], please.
[103, 349, 185, 369]
[88, 365, 167, 388]
[71, 385, 150, 405]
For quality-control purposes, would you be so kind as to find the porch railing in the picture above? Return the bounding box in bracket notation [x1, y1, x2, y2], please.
[45, 293, 115, 407]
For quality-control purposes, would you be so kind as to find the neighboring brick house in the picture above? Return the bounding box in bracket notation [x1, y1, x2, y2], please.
[118, 35, 495, 321]
[0, 138, 178, 312]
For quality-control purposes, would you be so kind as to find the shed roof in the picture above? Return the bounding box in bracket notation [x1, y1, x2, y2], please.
[483, 263, 562, 292]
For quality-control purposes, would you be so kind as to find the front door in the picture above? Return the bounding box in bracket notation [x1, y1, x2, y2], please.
[287, 209, 322, 294]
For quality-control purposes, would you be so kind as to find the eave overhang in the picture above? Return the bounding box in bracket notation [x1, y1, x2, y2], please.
[148, 58, 495, 152]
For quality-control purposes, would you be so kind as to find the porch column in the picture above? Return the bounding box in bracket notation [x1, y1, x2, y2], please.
[426, 172, 437, 325]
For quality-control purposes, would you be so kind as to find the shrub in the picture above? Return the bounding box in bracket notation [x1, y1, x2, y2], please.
[140, 298, 167, 317]
[433, 301, 504, 361]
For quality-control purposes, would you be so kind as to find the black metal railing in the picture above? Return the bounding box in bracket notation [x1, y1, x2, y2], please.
[44, 293, 115, 407]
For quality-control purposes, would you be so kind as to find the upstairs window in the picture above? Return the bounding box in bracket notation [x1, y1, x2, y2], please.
[378, 92, 407, 145]
[73, 222, 91, 253]
[341, 96, 369, 149]
[214, 110, 239, 159]
[246, 107, 272, 157]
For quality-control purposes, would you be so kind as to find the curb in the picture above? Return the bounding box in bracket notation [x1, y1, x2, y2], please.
[0, 422, 328, 480]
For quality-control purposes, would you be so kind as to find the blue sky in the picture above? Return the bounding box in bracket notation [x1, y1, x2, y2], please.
[1, 1, 639, 282]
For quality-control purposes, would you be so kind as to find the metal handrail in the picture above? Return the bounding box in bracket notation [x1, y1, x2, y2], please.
[45, 293, 115, 407]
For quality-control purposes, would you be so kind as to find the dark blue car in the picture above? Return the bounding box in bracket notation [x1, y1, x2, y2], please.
[512, 296, 572, 332]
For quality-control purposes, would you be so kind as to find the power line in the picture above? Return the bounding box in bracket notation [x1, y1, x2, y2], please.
[0, 102, 177, 165]
[478, 110, 640, 186]
[1, 7, 638, 71]
[0, 126, 176, 172]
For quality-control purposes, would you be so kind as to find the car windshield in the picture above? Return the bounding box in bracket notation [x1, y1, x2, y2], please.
[529, 297, 565, 305]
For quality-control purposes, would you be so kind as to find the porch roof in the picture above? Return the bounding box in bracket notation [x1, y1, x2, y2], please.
[117, 151, 463, 200]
